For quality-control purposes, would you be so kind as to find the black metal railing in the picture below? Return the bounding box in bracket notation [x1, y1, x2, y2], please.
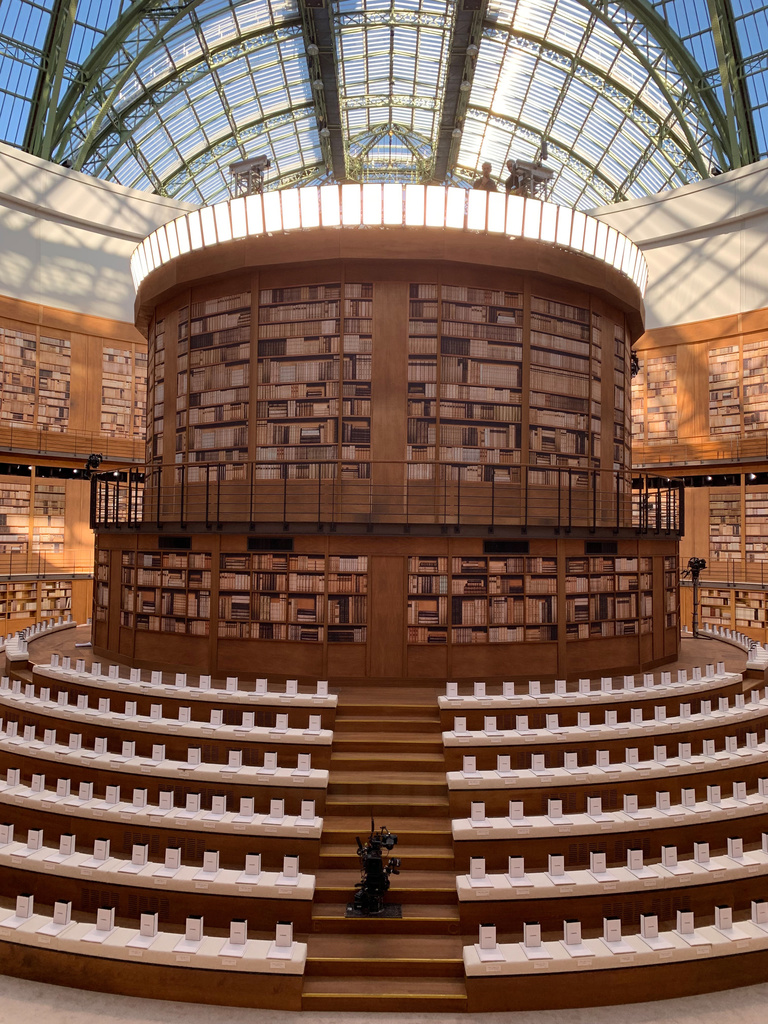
[91, 461, 683, 535]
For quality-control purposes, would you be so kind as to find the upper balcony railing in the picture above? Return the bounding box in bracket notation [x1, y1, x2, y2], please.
[91, 461, 682, 536]
[130, 184, 648, 297]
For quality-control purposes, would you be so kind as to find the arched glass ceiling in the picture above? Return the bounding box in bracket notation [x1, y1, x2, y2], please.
[0, 0, 766, 209]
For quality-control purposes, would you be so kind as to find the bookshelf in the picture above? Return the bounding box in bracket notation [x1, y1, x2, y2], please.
[342, 283, 373, 477]
[441, 285, 522, 480]
[630, 354, 645, 443]
[564, 555, 651, 640]
[40, 579, 71, 615]
[217, 552, 368, 643]
[95, 548, 109, 623]
[408, 554, 557, 644]
[134, 349, 147, 437]
[699, 587, 731, 629]
[406, 284, 523, 480]
[37, 336, 70, 432]
[121, 550, 211, 635]
[743, 338, 768, 432]
[256, 283, 372, 481]
[529, 295, 595, 471]
[0, 326, 36, 424]
[709, 489, 741, 561]
[645, 354, 677, 441]
[147, 317, 165, 463]
[101, 347, 132, 435]
[408, 556, 449, 643]
[746, 490, 768, 561]
[7, 581, 37, 622]
[735, 590, 768, 631]
[0, 479, 30, 554]
[32, 484, 65, 554]
[613, 323, 631, 470]
[187, 292, 251, 471]
[327, 555, 367, 643]
[257, 282, 340, 479]
[664, 554, 678, 628]
[709, 345, 740, 435]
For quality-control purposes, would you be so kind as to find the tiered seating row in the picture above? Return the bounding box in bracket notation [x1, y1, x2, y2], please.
[31, 656, 337, 708]
[464, 905, 768, 1011]
[0, 895, 306, 1009]
[2, 617, 76, 662]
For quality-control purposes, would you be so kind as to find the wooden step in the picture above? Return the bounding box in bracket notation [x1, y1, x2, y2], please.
[301, 976, 468, 1011]
[324, 793, 449, 817]
[314, 868, 457, 905]
[305, 933, 464, 977]
[321, 815, 452, 845]
[325, 770, 448, 790]
[311, 902, 461, 934]
[319, 843, 455, 871]
[333, 715, 441, 734]
[333, 732, 444, 754]
[329, 754, 447, 777]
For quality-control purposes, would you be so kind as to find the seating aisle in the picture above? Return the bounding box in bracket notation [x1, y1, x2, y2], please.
[303, 684, 467, 1012]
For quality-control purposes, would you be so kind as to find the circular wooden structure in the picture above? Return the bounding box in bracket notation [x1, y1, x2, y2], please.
[94, 187, 679, 680]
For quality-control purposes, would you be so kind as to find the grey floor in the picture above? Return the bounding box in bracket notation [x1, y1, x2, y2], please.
[1, 974, 768, 1024]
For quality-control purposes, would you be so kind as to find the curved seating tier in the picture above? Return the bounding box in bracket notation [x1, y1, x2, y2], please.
[0, 895, 306, 1010]
[463, 906, 768, 1011]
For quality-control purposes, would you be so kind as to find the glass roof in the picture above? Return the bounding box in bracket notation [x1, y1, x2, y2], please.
[1, 0, 766, 209]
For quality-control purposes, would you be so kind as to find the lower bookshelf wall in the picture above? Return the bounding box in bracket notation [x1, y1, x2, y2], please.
[93, 532, 679, 680]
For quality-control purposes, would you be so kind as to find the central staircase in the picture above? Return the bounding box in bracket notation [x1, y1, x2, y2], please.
[302, 686, 467, 1012]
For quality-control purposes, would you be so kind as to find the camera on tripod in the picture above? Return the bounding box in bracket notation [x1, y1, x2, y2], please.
[351, 819, 401, 916]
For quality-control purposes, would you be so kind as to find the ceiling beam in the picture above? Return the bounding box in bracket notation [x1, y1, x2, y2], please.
[297, 0, 345, 181]
[704, 0, 759, 165]
[22, 0, 78, 158]
[433, 0, 488, 182]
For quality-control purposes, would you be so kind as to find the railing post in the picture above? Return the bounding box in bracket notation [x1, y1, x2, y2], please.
[180, 464, 186, 528]
[156, 467, 161, 528]
[216, 464, 222, 526]
[591, 468, 597, 533]
[490, 472, 495, 533]
[522, 466, 528, 534]
[615, 471, 620, 533]
[205, 464, 211, 529]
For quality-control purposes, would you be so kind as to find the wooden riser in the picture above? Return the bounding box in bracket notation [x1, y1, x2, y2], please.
[325, 795, 450, 816]
[332, 735, 444, 754]
[319, 846, 454, 871]
[329, 749, 444, 770]
[311, 904, 460, 935]
[334, 716, 441, 734]
[301, 977, 467, 1012]
[305, 958, 465, 978]
[321, 822, 452, 847]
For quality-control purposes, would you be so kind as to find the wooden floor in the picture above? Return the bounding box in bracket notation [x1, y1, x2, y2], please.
[5, 627, 753, 1012]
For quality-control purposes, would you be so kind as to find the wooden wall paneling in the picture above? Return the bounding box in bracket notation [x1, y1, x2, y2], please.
[368, 555, 406, 679]
[677, 342, 709, 439]
[370, 279, 408, 512]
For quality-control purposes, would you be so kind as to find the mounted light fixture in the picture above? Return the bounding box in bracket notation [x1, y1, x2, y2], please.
[307, 43, 319, 56]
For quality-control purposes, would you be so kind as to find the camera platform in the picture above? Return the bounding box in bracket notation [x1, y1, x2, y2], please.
[345, 903, 402, 920]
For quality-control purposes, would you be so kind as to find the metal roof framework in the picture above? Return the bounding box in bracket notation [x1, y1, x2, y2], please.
[0, 0, 766, 208]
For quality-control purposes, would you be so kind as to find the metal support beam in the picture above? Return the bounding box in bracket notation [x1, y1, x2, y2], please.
[297, 0, 345, 181]
[705, 0, 759, 165]
[23, 0, 78, 158]
[433, 0, 488, 182]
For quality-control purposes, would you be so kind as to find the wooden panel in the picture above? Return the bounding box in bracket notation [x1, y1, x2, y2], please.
[368, 556, 405, 678]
